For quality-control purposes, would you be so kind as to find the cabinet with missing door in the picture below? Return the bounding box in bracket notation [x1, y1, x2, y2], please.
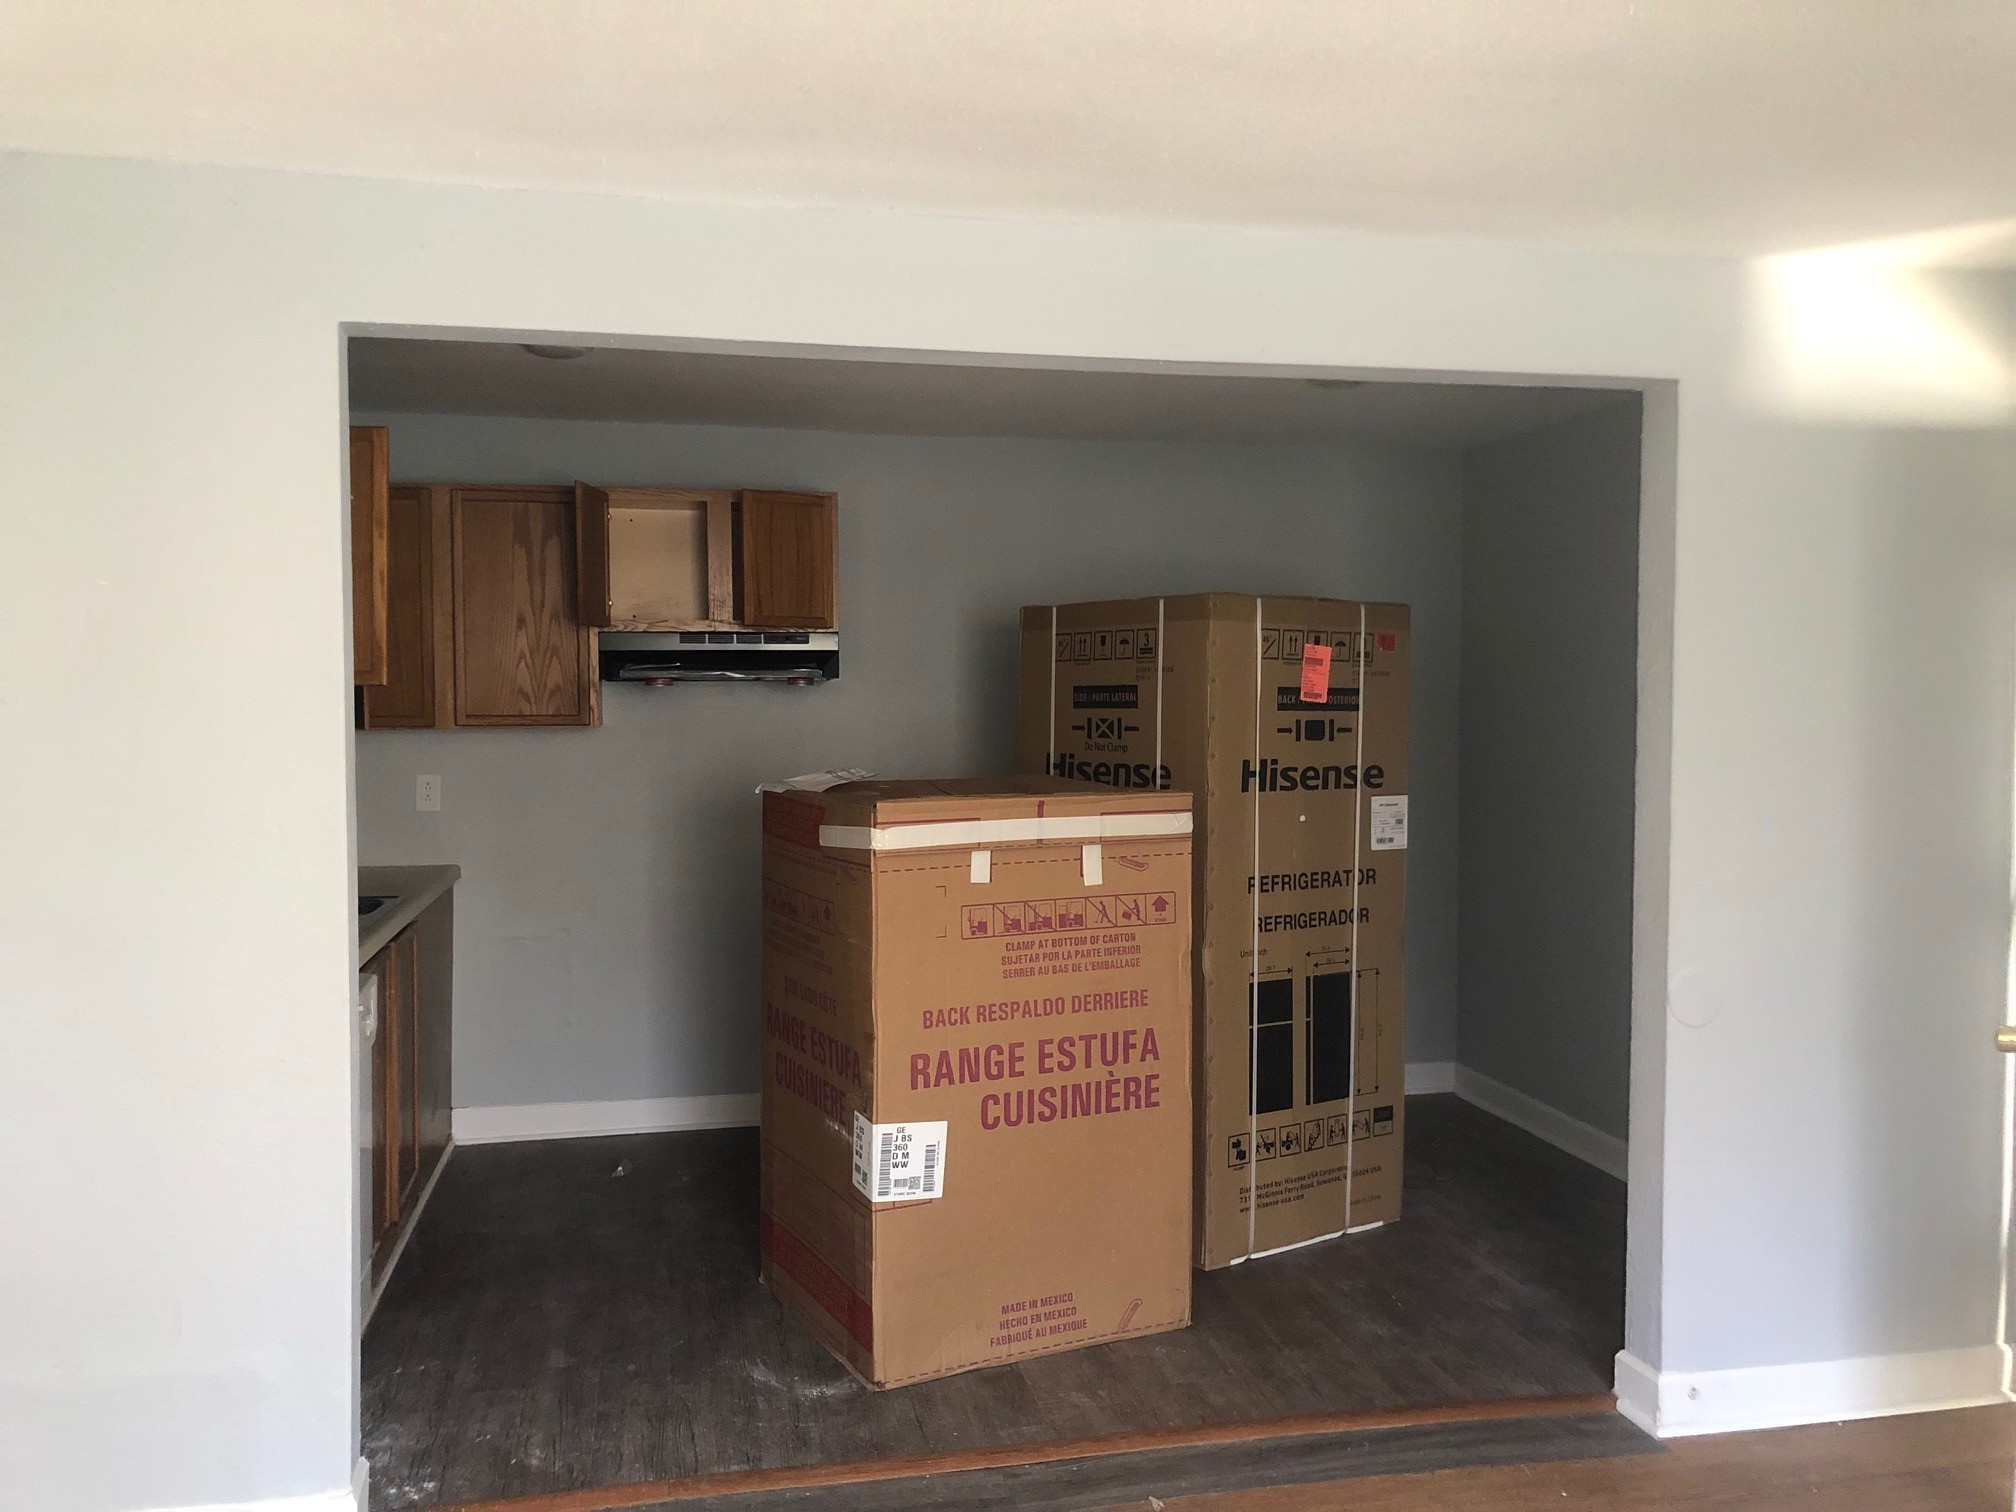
[573, 484, 838, 632]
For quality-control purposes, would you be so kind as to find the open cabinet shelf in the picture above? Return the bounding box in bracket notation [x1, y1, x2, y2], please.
[576, 485, 737, 630]
[575, 483, 838, 633]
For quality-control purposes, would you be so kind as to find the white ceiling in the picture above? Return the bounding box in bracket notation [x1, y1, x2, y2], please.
[348, 339, 1634, 449]
[5, 2, 2016, 258]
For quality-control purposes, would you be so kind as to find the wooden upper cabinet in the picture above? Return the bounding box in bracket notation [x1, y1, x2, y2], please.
[574, 483, 736, 630]
[350, 426, 390, 685]
[359, 486, 438, 729]
[450, 487, 599, 726]
[738, 490, 838, 629]
[360, 485, 600, 731]
[355, 476, 839, 729]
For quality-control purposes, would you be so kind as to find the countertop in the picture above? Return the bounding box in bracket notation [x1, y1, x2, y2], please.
[359, 864, 460, 962]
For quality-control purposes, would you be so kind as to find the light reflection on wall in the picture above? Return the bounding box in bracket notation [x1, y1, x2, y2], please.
[1743, 219, 2016, 428]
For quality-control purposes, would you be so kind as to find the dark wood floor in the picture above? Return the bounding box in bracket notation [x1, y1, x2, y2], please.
[363, 1094, 1626, 1510]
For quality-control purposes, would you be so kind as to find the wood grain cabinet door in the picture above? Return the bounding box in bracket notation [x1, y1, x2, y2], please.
[359, 486, 439, 729]
[450, 487, 599, 726]
[738, 491, 838, 629]
[390, 931, 422, 1210]
[369, 930, 422, 1277]
[349, 426, 390, 685]
[364, 950, 391, 1253]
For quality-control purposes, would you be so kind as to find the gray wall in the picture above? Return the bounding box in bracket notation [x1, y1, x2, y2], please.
[353, 414, 1465, 1112]
[14, 152, 2015, 1507]
[1457, 399, 1643, 1139]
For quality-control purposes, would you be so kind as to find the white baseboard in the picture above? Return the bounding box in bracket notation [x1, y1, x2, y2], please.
[1612, 1348, 1661, 1435]
[138, 1484, 358, 1512]
[452, 1092, 759, 1144]
[1452, 1064, 1628, 1180]
[462, 1079, 1463, 1143]
[1615, 1345, 2009, 1438]
[1404, 1061, 1455, 1094]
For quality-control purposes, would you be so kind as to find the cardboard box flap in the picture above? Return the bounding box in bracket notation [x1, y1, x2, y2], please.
[820, 775, 1168, 806]
[1029, 594, 1410, 627]
[814, 778, 1193, 853]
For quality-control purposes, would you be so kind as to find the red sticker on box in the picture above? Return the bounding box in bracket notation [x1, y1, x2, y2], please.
[1300, 642, 1332, 703]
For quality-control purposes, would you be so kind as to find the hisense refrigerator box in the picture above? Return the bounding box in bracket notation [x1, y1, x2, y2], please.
[758, 775, 1195, 1386]
[1016, 596, 1410, 1270]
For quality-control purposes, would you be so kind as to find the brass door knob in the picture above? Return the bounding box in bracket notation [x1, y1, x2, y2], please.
[1998, 1025, 2016, 1054]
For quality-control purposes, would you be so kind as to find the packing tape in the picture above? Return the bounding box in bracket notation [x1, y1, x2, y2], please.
[1154, 597, 1165, 786]
[1080, 842, 1103, 886]
[1248, 596, 1263, 1261]
[1343, 601, 1368, 1233]
[969, 849, 991, 884]
[818, 811, 1193, 852]
[1047, 605, 1058, 768]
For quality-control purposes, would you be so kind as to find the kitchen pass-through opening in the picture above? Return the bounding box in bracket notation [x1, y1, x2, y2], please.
[341, 332, 1654, 1511]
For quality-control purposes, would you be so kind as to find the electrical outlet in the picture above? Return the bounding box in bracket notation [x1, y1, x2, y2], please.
[417, 775, 442, 812]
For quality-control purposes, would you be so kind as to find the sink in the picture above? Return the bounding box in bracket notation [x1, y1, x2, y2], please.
[359, 894, 398, 920]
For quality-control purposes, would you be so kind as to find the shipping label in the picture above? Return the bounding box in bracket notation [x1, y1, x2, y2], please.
[1369, 795, 1409, 851]
[851, 1114, 948, 1203]
[1298, 642, 1333, 703]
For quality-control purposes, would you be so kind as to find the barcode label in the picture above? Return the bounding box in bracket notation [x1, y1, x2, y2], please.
[852, 1113, 949, 1204]
[1369, 794, 1409, 851]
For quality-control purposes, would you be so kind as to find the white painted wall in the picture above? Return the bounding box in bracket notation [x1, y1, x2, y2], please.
[2, 149, 2013, 1506]
[350, 413, 1465, 1113]
[1457, 399, 1643, 1142]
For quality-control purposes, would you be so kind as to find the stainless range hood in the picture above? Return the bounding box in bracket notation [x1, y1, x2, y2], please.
[598, 631, 839, 686]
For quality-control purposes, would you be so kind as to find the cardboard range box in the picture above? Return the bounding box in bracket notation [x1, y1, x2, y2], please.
[758, 775, 1195, 1387]
[1017, 596, 1410, 1270]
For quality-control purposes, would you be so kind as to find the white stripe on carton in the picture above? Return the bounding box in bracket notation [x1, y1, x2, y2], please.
[819, 811, 1192, 852]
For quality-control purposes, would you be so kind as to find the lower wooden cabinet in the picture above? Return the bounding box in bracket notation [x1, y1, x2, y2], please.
[364, 894, 454, 1283]
[361, 485, 600, 730]
[382, 930, 421, 1231]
